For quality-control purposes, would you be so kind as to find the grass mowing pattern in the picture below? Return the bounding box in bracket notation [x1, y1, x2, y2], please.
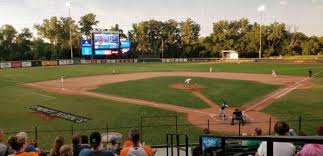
[94, 76, 279, 108]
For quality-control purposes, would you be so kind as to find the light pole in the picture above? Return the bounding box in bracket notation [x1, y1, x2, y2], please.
[66, 1, 73, 59]
[257, 4, 265, 58]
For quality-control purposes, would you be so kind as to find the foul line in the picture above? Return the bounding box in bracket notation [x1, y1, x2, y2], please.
[20, 92, 57, 101]
[244, 71, 321, 112]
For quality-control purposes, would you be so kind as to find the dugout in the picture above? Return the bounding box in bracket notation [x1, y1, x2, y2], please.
[222, 50, 239, 59]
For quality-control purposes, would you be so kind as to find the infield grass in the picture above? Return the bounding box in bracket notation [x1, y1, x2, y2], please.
[93, 76, 279, 108]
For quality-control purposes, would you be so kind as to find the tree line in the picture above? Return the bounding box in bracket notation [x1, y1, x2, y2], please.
[0, 13, 322, 61]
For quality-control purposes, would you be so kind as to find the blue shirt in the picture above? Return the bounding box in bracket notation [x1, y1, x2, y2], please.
[79, 148, 114, 156]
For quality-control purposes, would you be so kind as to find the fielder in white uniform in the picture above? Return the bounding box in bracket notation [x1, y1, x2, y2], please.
[272, 70, 277, 77]
[184, 78, 192, 85]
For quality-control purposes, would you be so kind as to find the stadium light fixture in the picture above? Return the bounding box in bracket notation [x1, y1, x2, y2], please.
[66, 1, 73, 59]
[257, 4, 265, 59]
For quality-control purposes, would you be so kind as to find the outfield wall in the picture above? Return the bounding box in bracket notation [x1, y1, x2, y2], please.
[1, 58, 323, 69]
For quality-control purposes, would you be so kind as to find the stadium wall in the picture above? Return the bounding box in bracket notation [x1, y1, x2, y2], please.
[1, 58, 323, 70]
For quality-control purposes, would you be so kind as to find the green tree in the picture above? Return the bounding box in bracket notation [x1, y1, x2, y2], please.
[35, 16, 80, 59]
[180, 18, 200, 57]
[0, 25, 17, 60]
[302, 36, 321, 55]
[79, 13, 99, 37]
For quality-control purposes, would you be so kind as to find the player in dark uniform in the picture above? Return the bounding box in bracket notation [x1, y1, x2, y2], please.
[219, 101, 228, 120]
[309, 69, 312, 78]
[231, 108, 245, 125]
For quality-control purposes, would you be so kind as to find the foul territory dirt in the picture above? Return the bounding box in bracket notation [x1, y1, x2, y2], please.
[26, 72, 311, 134]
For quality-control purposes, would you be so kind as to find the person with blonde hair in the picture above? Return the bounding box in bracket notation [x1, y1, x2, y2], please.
[49, 136, 65, 156]
[59, 145, 73, 156]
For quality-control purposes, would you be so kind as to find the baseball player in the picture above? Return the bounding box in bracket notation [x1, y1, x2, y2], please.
[184, 78, 192, 85]
[219, 100, 228, 120]
[60, 75, 64, 90]
[272, 69, 277, 77]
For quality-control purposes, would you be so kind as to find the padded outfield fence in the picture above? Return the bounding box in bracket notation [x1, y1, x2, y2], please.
[1, 115, 322, 150]
[1, 57, 323, 69]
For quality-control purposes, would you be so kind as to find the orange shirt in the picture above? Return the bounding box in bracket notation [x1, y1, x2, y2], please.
[9, 152, 38, 156]
[120, 146, 154, 156]
[123, 140, 133, 148]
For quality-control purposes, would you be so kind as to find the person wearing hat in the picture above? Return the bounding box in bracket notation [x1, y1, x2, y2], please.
[120, 128, 154, 156]
[79, 132, 114, 156]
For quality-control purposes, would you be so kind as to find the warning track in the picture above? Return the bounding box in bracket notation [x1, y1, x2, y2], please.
[26, 72, 310, 133]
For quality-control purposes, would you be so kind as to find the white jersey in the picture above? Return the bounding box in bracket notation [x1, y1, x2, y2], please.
[60, 76, 64, 83]
[184, 78, 191, 84]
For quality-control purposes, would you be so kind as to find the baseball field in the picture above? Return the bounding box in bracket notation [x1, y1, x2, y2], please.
[1, 62, 323, 149]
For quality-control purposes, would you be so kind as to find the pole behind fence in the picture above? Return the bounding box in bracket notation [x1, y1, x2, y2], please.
[238, 122, 241, 136]
[207, 119, 210, 130]
[176, 134, 179, 156]
[175, 116, 178, 133]
[34, 126, 38, 145]
[106, 123, 109, 136]
[166, 134, 169, 156]
[269, 117, 272, 135]
[140, 116, 143, 141]
[185, 134, 189, 156]
[299, 116, 302, 133]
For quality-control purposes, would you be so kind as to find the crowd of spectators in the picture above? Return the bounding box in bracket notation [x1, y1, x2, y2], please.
[1, 122, 323, 156]
[0, 128, 154, 156]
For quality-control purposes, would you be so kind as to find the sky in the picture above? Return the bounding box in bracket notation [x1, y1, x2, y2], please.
[0, 0, 322, 37]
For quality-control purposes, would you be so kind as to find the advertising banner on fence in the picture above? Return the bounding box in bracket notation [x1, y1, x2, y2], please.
[11, 61, 22, 68]
[66, 60, 74, 65]
[0, 62, 11, 69]
[81, 59, 91, 64]
[22, 61, 32, 67]
[59, 60, 67, 65]
[101, 59, 107, 63]
[42, 60, 58, 66]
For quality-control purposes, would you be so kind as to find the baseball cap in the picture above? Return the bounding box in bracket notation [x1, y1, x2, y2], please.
[90, 132, 101, 148]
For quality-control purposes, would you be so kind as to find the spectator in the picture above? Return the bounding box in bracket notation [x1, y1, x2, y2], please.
[123, 138, 132, 148]
[16, 132, 36, 153]
[80, 135, 90, 149]
[242, 128, 262, 146]
[107, 136, 121, 154]
[7, 136, 16, 155]
[49, 136, 65, 156]
[8, 136, 37, 156]
[0, 129, 7, 156]
[256, 121, 296, 156]
[71, 134, 81, 156]
[296, 126, 323, 156]
[120, 128, 154, 156]
[59, 145, 73, 156]
[79, 132, 114, 156]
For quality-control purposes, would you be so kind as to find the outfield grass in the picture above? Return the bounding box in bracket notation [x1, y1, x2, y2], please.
[0, 83, 202, 149]
[263, 77, 323, 135]
[0, 62, 322, 149]
[0, 63, 322, 83]
[94, 76, 279, 108]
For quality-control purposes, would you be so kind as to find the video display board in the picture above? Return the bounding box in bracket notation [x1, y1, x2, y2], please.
[94, 34, 119, 49]
[121, 38, 131, 53]
[81, 39, 92, 55]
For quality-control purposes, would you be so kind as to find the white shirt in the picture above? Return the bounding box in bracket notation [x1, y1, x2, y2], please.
[257, 141, 296, 156]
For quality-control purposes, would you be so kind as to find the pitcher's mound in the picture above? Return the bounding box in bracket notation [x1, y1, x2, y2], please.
[170, 83, 205, 91]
